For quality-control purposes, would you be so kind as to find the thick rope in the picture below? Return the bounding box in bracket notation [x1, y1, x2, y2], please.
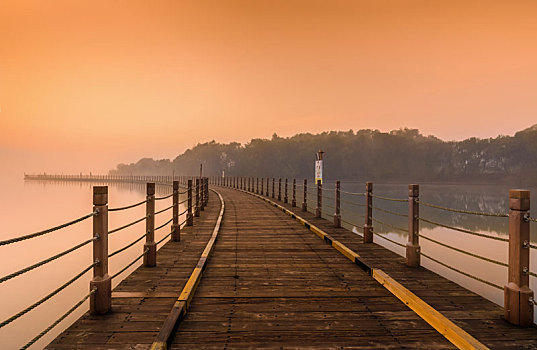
[21, 288, 96, 350]
[111, 249, 148, 279]
[108, 233, 146, 258]
[372, 206, 408, 217]
[371, 217, 409, 233]
[417, 200, 508, 217]
[0, 212, 96, 246]
[109, 199, 147, 212]
[372, 230, 406, 248]
[155, 204, 173, 216]
[0, 237, 96, 284]
[421, 252, 503, 290]
[0, 262, 97, 329]
[109, 215, 148, 235]
[155, 217, 174, 231]
[419, 217, 509, 242]
[155, 192, 174, 201]
[419, 234, 508, 267]
[371, 194, 407, 202]
[340, 190, 366, 196]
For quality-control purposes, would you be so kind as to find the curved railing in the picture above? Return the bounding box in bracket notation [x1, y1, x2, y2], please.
[4, 175, 210, 349]
[214, 175, 536, 327]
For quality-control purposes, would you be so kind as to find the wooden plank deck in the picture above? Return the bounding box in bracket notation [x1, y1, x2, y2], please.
[46, 193, 222, 349]
[46, 186, 537, 349]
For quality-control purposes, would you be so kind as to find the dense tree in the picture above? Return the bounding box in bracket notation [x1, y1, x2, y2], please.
[110, 125, 537, 185]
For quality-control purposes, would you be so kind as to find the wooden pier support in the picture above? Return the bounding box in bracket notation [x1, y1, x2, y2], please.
[200, 178, 205, 211]
[278, 178, 282, 201]
[315, 180, 322, 218]
[272, 178, 275, 199]
[256, 177, 259, 194]
[334, 180, 341, 228]
[144, 183, 157, 267]
[504, 189, 534, 327]
[261, 178, 264, 196]
[302, 179, 307, 211]
[171, 181, 180, 241]
[266, 177, 269, 196]
[406, 184, 420, 267]
[90, 186, 111, 315]
[363, 182, 373, 243]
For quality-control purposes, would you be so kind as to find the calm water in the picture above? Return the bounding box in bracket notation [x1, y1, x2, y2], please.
[301, 180, 537, 323]
[0, 176, 188, 349]
[1, 177, 536, 349]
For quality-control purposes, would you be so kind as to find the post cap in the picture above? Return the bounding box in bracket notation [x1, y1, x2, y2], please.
[147, 183, 155, 195]
[366, 182, 373, 191]
[93, 186, 108, 205]
[509, 189, 530, 211]
[173, 181, 179, 190]
[409, 184, 419, 197]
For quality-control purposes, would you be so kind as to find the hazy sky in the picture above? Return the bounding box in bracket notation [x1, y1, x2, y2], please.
[1, 0, 536, 173]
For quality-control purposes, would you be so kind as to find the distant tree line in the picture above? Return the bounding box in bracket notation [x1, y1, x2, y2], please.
[110, 125, 537, 185]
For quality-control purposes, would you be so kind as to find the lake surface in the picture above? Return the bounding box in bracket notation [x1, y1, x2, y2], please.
[1, 176, 536, 349]
[0, 176, 188, 349]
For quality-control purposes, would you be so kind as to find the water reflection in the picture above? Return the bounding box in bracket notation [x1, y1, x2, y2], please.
[0, 179, 189, 349]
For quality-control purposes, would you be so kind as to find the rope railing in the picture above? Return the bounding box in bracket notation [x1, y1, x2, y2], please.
[21, 288, 96, 350]
[108, 232, 146, 258]
[371, 194, 407, 202]
[155, 204, 173, 216]
[0, 262, 97, 329]
[341, 199, 366, 207]
[371, 217, 408, 233]
[372, 230, 406, 248]
[111, 249, 149, 279]
[0, 211, 97, 246]
[109, 215, 148, 235]
[372, 206, 408, 217]
[417, 200, 508, 218]
[109, 199, 147, 212]
[421, 252, 503, 290]
[179, 207, 189, 216]
[155, 192, 174, 201]
[155, 217, 174, 231]
[529, 216, 537, 223]
[179, 198, 189, 205]
[419, 234, 508, 267]
[340, 190, 366, 196]
[419, 217, 509, 242]
[0, 237, 97, 284]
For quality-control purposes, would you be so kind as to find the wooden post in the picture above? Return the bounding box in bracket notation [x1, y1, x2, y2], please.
[187, 180, 193, 226]
[195, 179, 200, 217]
[315, 180, 322, 218]
[171, 181, 180, 241]
[266, 177, 269, 196]
[205, 178, 209, 206]
[334, 180, 341, 228]
[406, 184, 420, 266]
[261, 178, 264, 196]
[90, 186, 111, 314]
[504, 189, 533, 326]
[278, 178, 282, 201]
[284, 179, 288, 204]
[255, 177, 258, 194]
[200, 177, 205, 212]
[144, 183, 156, 267]
[272, 178, 275, 198]
[292, 179, 296, 207]
[248, 177, 251, 192]
[302, 179, 307, 211]
[363, 182, 373, 243]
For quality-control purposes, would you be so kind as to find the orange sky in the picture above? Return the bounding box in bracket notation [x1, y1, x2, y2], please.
[1, 0, 537, 173]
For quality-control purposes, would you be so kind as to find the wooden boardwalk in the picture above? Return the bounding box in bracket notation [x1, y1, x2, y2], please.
[48, 187, 537, 349]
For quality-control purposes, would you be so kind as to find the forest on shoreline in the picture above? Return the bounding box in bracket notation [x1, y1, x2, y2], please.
[110, 125, 537, 185]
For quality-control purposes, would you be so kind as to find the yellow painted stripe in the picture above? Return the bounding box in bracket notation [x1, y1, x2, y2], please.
[372, 269, 489, 350]
[242, 189, 489, 350]
[178, 267, 202, 307]
[332, 240, 358, 262]
[150, 340, 167, 350]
